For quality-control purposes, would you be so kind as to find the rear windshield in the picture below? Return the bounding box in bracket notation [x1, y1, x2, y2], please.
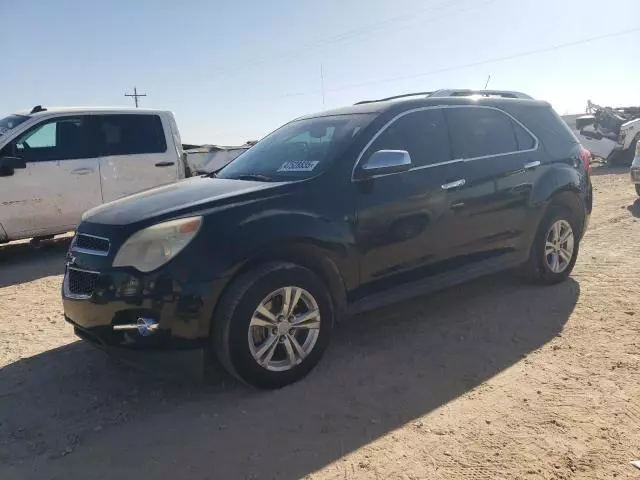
[0, 114, 29, 136]
[217, 114, 374, 181]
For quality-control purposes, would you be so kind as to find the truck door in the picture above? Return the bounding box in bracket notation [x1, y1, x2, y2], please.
[95, 113, 180, 203]
[0, 115, 102, 239]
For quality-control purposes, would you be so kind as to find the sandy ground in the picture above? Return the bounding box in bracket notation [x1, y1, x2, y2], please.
[1, 166, 639, 480]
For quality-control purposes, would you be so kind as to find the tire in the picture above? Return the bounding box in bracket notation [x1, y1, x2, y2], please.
[520, 206, 581, 285]
[212, 262, 334, 389]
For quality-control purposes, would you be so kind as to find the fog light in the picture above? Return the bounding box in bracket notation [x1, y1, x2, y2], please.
[137, 317, 159, 337]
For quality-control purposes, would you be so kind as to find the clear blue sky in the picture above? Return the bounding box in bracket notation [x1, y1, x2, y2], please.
[2, 0, 639, 145]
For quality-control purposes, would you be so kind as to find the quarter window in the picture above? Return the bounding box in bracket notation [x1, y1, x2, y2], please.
[446, 108, 530, 159]
[364, 109, 451, 168]
[96, 114, 167, 156]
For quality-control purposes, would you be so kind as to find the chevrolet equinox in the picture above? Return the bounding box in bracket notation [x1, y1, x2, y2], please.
[63, 89, 593, 389]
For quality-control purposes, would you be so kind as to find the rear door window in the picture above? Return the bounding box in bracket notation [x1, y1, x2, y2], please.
[446, 107, 522, 159]
[96, 114, 167, 156]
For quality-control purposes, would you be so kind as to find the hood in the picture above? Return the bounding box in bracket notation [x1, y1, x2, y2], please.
[83, 176, 285, 226]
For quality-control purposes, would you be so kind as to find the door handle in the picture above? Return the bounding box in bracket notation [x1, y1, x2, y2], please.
[71, 168, 94, 175]
[155, 161, 175, 167]
[524, 160, 541, 170]
[441, 179, 466, 190]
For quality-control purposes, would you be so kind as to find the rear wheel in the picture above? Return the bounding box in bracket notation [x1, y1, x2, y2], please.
[520, 206, 580, 284]
[212, 262, 334, 389]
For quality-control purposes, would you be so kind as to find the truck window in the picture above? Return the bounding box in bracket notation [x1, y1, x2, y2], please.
[10, 116, 91, 162]
[96, 114, 167, 156]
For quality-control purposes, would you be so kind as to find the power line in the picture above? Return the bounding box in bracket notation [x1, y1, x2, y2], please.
[271, 26, 640, 100]
[325, 26, 640, 93]
[208, 0, 493, 80]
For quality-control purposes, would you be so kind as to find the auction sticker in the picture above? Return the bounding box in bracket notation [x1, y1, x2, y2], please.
[277, 160, 319, 172]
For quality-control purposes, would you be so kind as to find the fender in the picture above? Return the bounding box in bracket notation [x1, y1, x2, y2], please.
[529, 163, 583, 208]
[523, 163, 587, 253]
[233, 210, 356, 288]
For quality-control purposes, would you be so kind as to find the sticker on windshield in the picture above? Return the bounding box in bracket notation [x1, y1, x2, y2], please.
[277, 160, 319, 172]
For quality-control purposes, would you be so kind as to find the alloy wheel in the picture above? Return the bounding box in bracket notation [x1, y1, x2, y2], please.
[248, 286, 321, 372]
[544, 219, 575, 274]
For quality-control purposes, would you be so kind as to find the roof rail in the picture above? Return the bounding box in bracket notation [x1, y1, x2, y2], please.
[354, 91, 434, 105]
[428, 89, 533, 100]
[30, 105, 47, 114]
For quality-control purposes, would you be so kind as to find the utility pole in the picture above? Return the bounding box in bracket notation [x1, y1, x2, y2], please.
[124, 86, 147, 108]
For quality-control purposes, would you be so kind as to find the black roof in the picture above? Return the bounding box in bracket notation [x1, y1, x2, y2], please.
[297, 95, 550, 121]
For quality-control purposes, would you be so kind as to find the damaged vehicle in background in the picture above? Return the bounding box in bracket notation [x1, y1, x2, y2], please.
[184, 144, 252, 175]
[630, 139, 640, 196]
[576, 100, 640, 166]
[0, 106, 189, 246]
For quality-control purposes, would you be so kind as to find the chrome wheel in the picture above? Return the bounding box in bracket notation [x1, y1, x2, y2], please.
[544, 219, 575, 273]
[248, 286, 321, 372]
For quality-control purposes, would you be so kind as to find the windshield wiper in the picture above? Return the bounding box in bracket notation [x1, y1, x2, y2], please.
[230, 174, 274, 182]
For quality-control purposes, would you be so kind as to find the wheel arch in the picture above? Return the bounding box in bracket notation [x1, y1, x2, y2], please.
[208, 240, 349, 337]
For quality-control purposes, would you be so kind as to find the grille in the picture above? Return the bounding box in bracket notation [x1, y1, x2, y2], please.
[66, 268, 99, 298]
[74, 234, 110, 255]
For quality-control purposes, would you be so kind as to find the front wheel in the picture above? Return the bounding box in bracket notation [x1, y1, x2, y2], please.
[212, 262, 334, 389]
[520, 206, 580, 284]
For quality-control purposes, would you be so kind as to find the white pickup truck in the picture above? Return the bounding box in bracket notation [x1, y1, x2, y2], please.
[0, 106, 188, 244]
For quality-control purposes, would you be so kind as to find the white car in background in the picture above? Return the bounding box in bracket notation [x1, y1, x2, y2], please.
[0, 106, 188, 244]
[630, 139, 640, 196]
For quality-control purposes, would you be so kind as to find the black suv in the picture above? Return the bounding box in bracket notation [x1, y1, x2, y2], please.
[62, 89, 593, 389]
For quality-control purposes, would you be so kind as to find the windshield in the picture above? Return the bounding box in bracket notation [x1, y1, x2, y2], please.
[216, 114, 374, 181]
[0, 114, 29, 136]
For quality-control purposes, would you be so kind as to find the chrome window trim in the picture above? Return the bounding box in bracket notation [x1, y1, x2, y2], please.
[71, 233, 111, 256]
[351, 105, 540, 182]
[63, 266, 100, 300]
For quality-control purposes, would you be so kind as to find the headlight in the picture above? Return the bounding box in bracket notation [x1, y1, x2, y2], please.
[113, 216, 202, 272]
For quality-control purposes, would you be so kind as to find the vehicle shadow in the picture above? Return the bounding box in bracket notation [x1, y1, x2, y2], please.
[627, 198, 640, 218]
[0, 237, 70, 288]
[0, 274, 580, 480]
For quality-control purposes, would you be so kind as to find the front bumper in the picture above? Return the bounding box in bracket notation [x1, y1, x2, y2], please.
[62, 266, 227, 350]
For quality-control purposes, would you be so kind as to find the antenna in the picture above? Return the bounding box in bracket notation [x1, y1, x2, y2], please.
[484, 75, 491, 89]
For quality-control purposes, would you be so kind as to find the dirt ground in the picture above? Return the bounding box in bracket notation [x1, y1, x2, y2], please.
[1, 166, 639, 480]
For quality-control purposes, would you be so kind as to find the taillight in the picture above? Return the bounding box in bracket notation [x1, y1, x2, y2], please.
[579, 146, 592, 175]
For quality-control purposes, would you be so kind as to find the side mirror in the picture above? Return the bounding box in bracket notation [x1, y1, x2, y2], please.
[359, 150, 412, 178]
[575, 115, 595, 131]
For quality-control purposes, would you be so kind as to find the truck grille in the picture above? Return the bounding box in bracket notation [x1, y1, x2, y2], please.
[73, 234, 110, 255]
[65, 268, 99, 299]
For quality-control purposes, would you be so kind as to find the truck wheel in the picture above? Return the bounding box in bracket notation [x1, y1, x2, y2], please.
[212, 262, 334, 389]
[520, 206, 580, 285]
